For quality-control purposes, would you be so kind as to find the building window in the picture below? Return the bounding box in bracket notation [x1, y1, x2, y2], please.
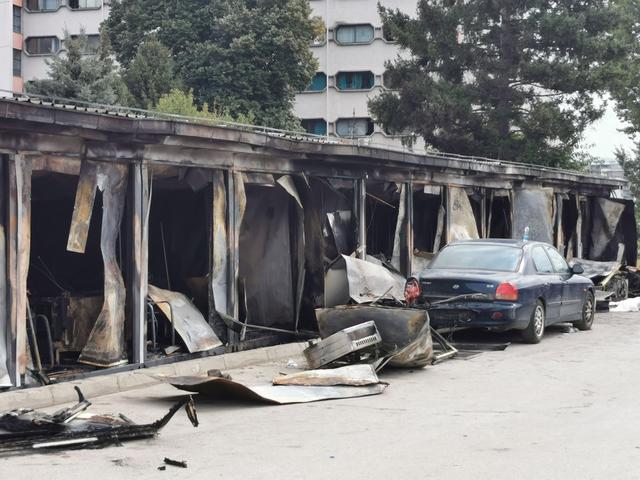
[301, 119, 327, 136]
[336, 71, 374, 90]
[335, 118, 375, 137]
[305, 72, 327, 92]
[69, 34, 101, 52]
[13, 49, 22, 77]
[25, 36, 61, 55]
[335, 24, 374, 45]
[68, 0, 102, 9]
[13, 6, 21, 34]
[25, 0, 59, 11]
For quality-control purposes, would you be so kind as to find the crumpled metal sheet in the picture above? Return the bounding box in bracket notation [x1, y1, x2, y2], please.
[79, 162, 128, 368]
[154, 374, 387, 405]
[513, 187, 554, 243]
[449, 186, 479, 241]
[575, 259, 620, 279]
[590, 198, 626, 260]
[324, 255, 405, 306]
[148, 284, 222, 353]
[272, 364, 379, 387]
[386, 320, 433, 368]
[316, 305, 429, 354]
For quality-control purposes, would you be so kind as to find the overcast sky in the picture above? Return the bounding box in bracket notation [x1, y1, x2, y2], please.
[583, 98, 636, 161]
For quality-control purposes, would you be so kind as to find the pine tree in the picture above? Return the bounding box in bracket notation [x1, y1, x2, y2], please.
[26, 29, 129, 105]
[369, 0, 629, 168]
[124, 35, 176, 109]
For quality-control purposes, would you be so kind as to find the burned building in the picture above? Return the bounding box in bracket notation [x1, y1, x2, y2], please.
[0, 97, 635, 388]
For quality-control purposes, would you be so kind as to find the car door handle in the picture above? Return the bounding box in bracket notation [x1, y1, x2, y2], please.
[544, 282, 550, 287]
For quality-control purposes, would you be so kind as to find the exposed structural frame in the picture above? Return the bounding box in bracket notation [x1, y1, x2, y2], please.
[0, 97, 633, 388]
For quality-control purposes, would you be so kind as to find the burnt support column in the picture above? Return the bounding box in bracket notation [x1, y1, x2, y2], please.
[356, 178, 366, 259]
[130, 163, 150, 365]
[209, 169, 229, 342]
[0, 156, 9, 386]
[405, 182, 414, 276]
[226, 171, 245, 346]
[6, 154, 31, 386]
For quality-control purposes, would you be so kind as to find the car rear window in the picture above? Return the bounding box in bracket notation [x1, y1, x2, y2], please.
[429, 244, 522, 272]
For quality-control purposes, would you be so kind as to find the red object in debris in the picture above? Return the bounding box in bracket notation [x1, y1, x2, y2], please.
[495, 282, 518, 301]
[404, 277, 421, 305]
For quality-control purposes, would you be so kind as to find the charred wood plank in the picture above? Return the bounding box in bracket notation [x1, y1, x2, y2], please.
[66, 160, 98, 253]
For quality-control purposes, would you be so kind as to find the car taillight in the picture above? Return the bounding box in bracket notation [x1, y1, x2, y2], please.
[404, 277, 421, 305]
[495, 282, 518, 301]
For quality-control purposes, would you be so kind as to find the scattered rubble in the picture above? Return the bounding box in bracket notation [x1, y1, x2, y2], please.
[0, 387, 198, 455]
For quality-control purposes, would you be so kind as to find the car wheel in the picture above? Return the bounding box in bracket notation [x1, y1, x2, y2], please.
[522, 300, 545, 344]
[573, 290, 595, 331]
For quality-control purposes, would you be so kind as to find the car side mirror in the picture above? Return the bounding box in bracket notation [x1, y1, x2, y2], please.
[571, 263, 584, 275]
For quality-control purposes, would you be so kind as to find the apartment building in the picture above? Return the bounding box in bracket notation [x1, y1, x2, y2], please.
[0, 0, 24, 94]
[294, 0, 423, 151]
[1, 0, 108, 96]
[4, 0, 418, 151]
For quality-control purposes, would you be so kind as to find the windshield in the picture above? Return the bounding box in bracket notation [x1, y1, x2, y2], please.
[429, 244, 522, 272]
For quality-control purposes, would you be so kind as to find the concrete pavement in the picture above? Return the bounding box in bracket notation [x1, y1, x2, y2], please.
[1, 311, 640, 479]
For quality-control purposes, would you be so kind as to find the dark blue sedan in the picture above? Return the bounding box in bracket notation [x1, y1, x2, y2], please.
[405, 239, 595, 343]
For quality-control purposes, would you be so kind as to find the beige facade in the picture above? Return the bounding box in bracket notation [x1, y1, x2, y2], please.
[294, 0, 424, 152]
[1, 0, 108, 94]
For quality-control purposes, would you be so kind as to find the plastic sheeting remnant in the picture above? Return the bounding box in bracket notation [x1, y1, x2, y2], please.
[324, 255, 405, 306]
[154, 374, 387, 405]
[148, 285, 222, 353]
[590, 198, 626, 260]
[513, 188, 554, 243]
[326, 210, 353, 255]
[239, 186, 295, 328]
[449, 187, 479, 241]
[272, 364, 379, 387]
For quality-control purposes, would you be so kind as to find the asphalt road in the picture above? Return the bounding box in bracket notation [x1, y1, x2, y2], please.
[2, 311, 639, 479]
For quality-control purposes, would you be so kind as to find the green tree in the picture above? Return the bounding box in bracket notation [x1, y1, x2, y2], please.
[105, 0, 319, 130]
[124, 34, 175, 109]
[609, 0, 640, 137]
[26, 29, 129, 105]
[608, 0, 640, 257]
[370, 0, 629, 168]
[154, 88, 255, 125]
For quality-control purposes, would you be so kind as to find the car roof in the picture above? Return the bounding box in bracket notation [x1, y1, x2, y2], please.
[446, 239, 551, 249]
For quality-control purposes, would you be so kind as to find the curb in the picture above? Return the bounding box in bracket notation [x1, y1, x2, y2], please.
[0, 341, 308, 411]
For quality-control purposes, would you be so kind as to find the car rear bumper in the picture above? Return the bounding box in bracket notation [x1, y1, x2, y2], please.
[427, 301, 531, 331]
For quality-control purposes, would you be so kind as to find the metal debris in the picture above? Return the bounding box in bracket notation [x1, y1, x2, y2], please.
[164, 457, 188, 468]
[0, 388, 198, 455]
[324, 255, 405, 307]
[148, 284, 223, 353]
[153, 374, 387, 405]
[273, 364, 380, 387]
[303, 321, 382, 369]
